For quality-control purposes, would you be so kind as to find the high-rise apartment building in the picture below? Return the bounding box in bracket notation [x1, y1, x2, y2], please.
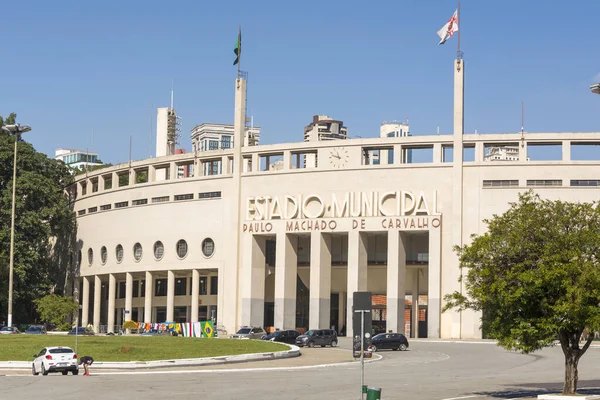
[303, 115, 347, 142]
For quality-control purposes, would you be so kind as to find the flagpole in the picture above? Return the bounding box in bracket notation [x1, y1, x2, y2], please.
[457, 2, 461, 60]
[237, 25, 241, 79]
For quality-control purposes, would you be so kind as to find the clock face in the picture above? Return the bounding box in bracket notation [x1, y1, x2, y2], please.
[329, 147, 349, 168]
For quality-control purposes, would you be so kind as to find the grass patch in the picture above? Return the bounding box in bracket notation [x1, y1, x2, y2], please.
[0, 336, 287, 362]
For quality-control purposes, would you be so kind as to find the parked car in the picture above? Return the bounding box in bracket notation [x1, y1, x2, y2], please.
[230, 326, 266, 340]
[295, 329, 338, 348]
[32, 346, 78, 376]
[262, 330, 300, 344]
[368, 333, 409, 352]
[0, 326, 20, 334]
[24, 325, 47, 335]
[67, 327, 95, 336]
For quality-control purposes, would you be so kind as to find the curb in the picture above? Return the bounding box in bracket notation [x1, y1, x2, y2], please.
[0, 344, 301, 371]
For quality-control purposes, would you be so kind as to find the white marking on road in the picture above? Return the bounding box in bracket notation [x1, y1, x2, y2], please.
[439, 395, 479, 400]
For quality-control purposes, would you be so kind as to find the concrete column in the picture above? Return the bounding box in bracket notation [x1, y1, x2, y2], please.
[309, 232, 332, 329]
[393, 145, 402, 164]
[274, 232, 298, 330]
[386, 230, 406, 334]
[169, 162, 177, 180]
[433, 143, 442, 164]
[144, 271, 153, 323]
[125, 272, 133, 323]
[191, 269, 200, 323]
[428, 228, 442, 338]
[167, 271, 175, 322]
[251, 153, 259, 171]
[412, 269, 420, 338]
[107, 274, 116, 333]
[241, 234, 266, 327]
[111, 172, 119, 188]
[81, 276, 90, 327]
[562, 140, 571, 161]
[518, 141, 527, 161]
[338, 292, 346, 335]
[149, 166, 156, 182]
[221, 156, 230, 174]
[474, 143, 484, 162]
[97, 176, 104, 193]
[129, 169, 136, 185]
[93, 276, 101, 334]
[283, 151, 292, 170]
[346, 231, 368, 338]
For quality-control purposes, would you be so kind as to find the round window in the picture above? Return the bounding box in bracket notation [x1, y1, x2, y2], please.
[88, 248, 93, 266]
[154, 241, 164, 260]
[133, 243, 143, 262]
[176, 239, 188, 259]
[201, 238, 215, 258]
[101, 246, 107, 265]
[116, 244, 124, 263]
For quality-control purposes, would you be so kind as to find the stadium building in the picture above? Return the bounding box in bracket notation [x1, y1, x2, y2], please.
[69, 59, 600, 338]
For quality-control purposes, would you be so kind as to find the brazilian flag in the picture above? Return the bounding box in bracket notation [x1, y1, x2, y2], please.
[201, 321, 214, 338]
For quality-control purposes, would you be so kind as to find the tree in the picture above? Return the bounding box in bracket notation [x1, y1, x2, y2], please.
[444, 191, 600, 395]
[34, 294, 78, 331]
[0, 113, 76, 324]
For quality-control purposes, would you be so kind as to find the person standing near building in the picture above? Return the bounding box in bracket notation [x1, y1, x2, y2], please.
[79, 355, 94, 376]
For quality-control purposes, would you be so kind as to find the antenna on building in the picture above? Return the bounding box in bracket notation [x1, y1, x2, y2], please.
[149, 105, 154, 158]
[170, 79, 174, 109]
[521, 101, 525, 148]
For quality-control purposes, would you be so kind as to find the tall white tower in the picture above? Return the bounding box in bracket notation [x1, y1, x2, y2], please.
[155, 107, 181, 157]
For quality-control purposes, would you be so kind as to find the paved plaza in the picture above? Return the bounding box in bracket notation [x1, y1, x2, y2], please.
[3, 340, 600, 400]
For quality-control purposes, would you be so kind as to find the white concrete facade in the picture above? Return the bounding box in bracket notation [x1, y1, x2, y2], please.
[70, 70, 600, 339]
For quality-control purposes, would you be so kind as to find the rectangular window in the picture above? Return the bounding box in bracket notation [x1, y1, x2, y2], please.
[266, 240, 276, 265]
[118, 282, 126, 299]
[175, 278, 187, 296]
[571, 180, 600, 187]
[132, 198, 148, 206]
[133, 280, 139, 298]
[526, 180, 562, 187]
[88, 207, 97, 213]
[199, 191, 222, 199]
[78, 209, 86, 216]
[140, 280, 145, 298]
[210, 276, 218, 295]
[151, 196, 169, 203]
[174, 193, 194, 201]
[199, 306, 208, 321]
[115, 201, 129, 208]
[221, 136, 231, 149]
[209, 140, 219, 150]
[200, 277, 207, 295]
[155, 279, 167, 297]
[100, 204, 111, 211]
[482, 180, 519, 187]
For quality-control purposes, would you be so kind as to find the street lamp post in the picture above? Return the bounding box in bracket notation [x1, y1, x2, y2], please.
[2, 124, 32, 328]
[73, 288, 79, 359]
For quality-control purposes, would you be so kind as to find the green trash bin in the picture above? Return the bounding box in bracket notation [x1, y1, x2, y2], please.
[366, 386, 382, 400]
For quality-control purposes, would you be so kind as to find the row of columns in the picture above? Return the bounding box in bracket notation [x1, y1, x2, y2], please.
[241, 228, 441, 338]
[79, 269, 211, 333]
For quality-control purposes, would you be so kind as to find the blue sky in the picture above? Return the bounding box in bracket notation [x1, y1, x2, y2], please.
[2, 0, 600, 164]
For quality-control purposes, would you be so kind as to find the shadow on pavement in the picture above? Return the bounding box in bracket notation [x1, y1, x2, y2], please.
[473, 379, 600, 398]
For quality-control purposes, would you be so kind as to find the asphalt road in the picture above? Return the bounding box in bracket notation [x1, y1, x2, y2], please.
[4, 339, 600, 400]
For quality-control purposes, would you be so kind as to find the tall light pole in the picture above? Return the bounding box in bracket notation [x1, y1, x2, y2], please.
[2, 124, 32, 328]
[73, 288, 79, 359]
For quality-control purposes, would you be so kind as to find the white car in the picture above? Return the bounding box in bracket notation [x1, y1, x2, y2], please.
[32, 346, 79, 376]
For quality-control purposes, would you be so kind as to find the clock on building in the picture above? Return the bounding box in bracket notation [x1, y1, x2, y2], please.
[329, 147, 349, 168]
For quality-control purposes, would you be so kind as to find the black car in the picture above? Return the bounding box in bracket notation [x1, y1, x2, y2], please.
[262, 330, 300, 344]
[369, 333, 409, 351]
[295, 329, 338, 348]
